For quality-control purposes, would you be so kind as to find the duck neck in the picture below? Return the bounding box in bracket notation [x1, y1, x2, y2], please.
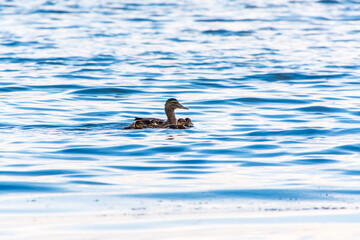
[165, 107, 176, 125]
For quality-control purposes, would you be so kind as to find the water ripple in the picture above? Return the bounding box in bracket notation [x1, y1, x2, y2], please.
[0, 182, 63, 193]
[243, 73, 348, 82]
[295, 106, 347, 113]
[0, 86, 29, 92]
[246, 128, 332, 137]
[0, 169, 79, 176]
[235, 97, 310, 105]
[202, 29, 254, 36]
[71, 88, 143, 95]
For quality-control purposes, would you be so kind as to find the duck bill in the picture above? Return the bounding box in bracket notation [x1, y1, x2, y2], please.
[178, 103, 188, 110]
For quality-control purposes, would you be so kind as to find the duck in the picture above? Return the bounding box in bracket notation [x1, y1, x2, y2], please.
[122, 120, 144, 130]
[185, 118, 194, 127]
[130, 98, 189, 128]
[166, 118, 186, 129]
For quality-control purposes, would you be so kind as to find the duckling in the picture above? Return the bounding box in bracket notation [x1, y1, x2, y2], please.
[177, 118, 187, 129]
[122, 120, 144, 130]
[129, 98, 188, 128]
[166, 118, 186, 129]
[185, 118, 194, 127]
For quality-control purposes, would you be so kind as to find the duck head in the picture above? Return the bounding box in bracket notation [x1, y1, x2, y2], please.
[165, 98, 188, 111]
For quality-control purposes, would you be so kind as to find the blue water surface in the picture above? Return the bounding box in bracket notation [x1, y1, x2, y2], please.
[1, 0, 360, 203]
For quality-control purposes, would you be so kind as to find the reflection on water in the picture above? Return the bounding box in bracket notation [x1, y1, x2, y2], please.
[1, 0, 360, 204]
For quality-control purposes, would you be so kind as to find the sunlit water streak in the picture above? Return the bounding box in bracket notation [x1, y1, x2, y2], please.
[1, 0, 360, 205]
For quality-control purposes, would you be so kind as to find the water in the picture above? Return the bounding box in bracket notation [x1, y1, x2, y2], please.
[1, 0, 360, 211]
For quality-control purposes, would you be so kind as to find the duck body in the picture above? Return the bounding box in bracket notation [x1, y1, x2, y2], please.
[126, 98, 189, 129]
[134, 117, 165, 128]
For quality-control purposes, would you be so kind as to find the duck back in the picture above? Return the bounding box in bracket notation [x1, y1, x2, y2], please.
[134, 117, 166, 128]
